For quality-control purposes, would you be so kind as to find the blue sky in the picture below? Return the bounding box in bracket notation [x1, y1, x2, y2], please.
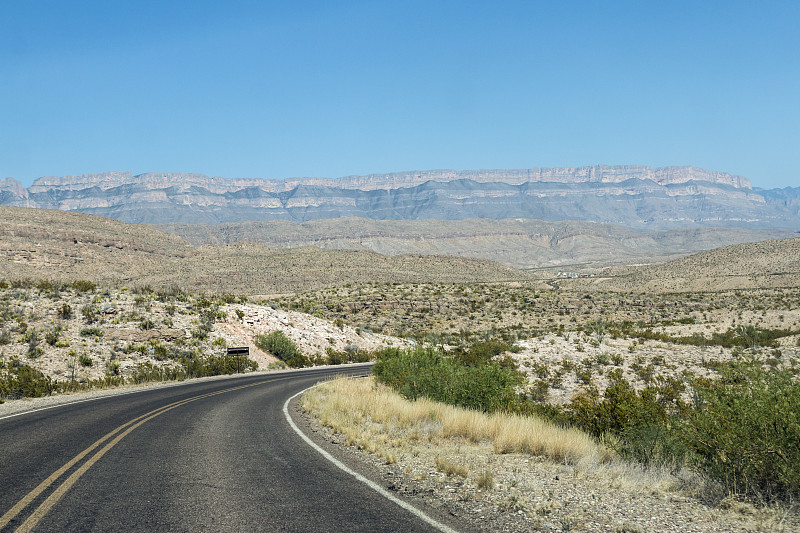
[2, 1, 798, 188]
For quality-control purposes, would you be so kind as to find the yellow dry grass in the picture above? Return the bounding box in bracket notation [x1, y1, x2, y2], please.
[301, 376, 607, 466]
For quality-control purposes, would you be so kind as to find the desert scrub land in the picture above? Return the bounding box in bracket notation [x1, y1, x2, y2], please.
[274, 282, 800, 343]
[0, 279, 400, 400]
[303, 376, 798, 533]
[276, 283, 800, 404]
[294, 283, 800, 529]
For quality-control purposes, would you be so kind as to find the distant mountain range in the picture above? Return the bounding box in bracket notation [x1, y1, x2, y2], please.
[2, 165, 799, 230]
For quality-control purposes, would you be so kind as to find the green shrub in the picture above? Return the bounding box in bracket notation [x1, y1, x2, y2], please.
[105, 359, 121, 376]
[325, 347, 348, 365]
[537, 355, 800, 503]
[23, 329, 43, 359]
[80, 327, 104, 338]
[255, 331, 302, 362]
[565, 373, 687, 466]
[129, 362, 185, 384]
[70, 280, 97, 293]
[0, 357, 54, 399]
[191, 309, 216, 340]
[575, 368, 594, 385]
[285, 354, 311, 368]
[27, 346, 44, 359]
[78, 353, 93, 367]
[81, 304, 99, 324]
[373, 346, 523, 413]
[45, 329, 60, 346]
[149, 340, 170, 360]
[685, 359, 800, 502]
[34, 279, 58, 292]
[178, 351, 258, 377]
[57, 303, 73, 319]
[19, 328, 40, 344]
[633, 325, 799, 350]
[454, 338, 513, 367]
[212, 337, 227, 348]
[349, 349, 373, 363]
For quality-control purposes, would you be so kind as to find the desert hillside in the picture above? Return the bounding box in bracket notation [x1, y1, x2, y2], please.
[566, 237, 800, 292]
[0, 207, 530, 295]
[0, 282, 405, 384]
[157, 217, 797, 270]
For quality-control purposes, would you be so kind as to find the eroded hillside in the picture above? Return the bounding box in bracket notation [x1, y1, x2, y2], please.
[0, 207, 529, 294]
[157, 217, 797, 270]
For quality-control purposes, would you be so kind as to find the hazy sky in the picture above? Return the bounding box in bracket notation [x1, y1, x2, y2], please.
[2, 1, 798, 188]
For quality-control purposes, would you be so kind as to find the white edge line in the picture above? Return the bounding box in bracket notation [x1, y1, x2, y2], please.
[283, 383, 460, 533]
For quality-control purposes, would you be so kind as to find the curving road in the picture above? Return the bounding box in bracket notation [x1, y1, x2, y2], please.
[0, 367, 465, 532]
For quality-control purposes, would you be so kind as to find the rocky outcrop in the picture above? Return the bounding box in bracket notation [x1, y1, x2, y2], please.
[3, 166, 798, 229]
[0, 177, 27, 204]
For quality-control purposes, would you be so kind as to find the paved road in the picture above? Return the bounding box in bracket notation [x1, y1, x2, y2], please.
[0, 367, 460, 532]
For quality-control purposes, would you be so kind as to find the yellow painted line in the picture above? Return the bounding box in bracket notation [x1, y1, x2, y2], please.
[2, 378, 281, 532]
[0, 402, 181, 530]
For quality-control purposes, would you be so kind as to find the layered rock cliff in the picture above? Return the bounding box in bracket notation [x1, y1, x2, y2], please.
[2, 166, 798, 229]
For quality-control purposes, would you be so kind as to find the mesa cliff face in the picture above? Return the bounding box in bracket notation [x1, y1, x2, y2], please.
[2, 165, 798, 229]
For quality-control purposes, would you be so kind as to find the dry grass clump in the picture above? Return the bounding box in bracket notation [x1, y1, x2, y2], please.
[301, 376, 605, 466]
[434, 456, 468, 478]
[476, 469, 494, 489]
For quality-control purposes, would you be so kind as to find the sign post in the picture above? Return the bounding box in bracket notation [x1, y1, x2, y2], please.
[227, 346, 250, 373]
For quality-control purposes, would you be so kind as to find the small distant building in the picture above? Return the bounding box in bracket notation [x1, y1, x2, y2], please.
[556, 272, 595, 279]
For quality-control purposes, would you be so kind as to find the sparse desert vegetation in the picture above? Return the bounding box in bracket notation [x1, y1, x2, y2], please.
[0, 279, 400, 400]
[3, 207, 800, 531]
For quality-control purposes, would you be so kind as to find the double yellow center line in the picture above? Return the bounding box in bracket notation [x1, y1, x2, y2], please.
[1, 378, 277, 532]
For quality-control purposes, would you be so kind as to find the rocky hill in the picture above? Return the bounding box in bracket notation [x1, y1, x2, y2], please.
[3, 166, 798, 229]
[0, 207, 528, 295]
[157, 217, 798, 270]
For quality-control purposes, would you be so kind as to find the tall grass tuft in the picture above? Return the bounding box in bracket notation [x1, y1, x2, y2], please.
[302, 377, 605, 466]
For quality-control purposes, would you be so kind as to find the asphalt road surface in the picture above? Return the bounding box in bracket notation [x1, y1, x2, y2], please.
[0, 367, 463, 532]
